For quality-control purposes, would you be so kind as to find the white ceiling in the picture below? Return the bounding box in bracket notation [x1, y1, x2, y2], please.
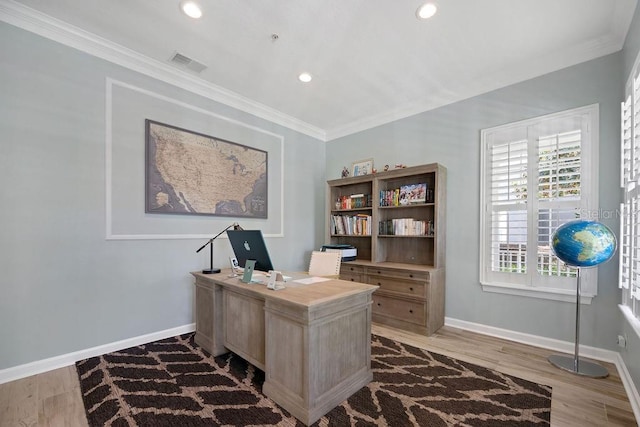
[2, 0, 637, 140]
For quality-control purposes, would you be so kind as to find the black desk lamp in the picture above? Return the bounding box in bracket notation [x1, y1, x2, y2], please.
[196, 222, 242, 274]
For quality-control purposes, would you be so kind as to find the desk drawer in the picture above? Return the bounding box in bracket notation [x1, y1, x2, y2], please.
[367, 275, 426, 297]
[372, 294, 426, 325]
[367, 267, 429, 282]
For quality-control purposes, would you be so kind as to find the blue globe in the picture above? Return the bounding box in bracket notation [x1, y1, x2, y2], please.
[551, 220, 617, 268]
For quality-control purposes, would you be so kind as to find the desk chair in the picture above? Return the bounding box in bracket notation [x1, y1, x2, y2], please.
[308, 250, 342, 278]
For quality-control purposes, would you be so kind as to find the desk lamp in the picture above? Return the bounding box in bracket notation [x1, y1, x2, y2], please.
[196, 222, 242, 274]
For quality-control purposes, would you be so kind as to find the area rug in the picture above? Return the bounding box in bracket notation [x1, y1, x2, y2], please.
[76, 333, 551, 426]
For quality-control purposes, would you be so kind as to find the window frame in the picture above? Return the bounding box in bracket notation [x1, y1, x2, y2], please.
[479, 104, 600, 303]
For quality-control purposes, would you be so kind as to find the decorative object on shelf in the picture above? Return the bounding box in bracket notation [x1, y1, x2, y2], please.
[351, 158, 374, 176]
[548, 220, 617, 378]
[145, 120, 267, 218]
[341, 166, 350, 178]
[196, 222, 243, 274]
[371, 168, 377, 174]
[383, 164, 390, 171]
[394, 163, 406, 169]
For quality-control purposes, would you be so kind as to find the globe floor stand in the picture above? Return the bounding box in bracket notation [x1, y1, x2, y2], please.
[548, 268, 608, 378]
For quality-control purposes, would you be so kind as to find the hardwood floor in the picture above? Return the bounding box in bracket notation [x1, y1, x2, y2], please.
[0, 324, 636, 426]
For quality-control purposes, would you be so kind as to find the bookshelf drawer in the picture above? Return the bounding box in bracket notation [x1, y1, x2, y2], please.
[367, 275, 426, 297]
[372, 294, 426, 325]
[367, 267, 429, 282]
[340, 272, 363, 282]
[341, 264, 364, 274]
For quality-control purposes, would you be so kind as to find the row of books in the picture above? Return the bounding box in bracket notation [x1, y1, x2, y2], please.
[379, 218, 435, 236]
[379, 183, 434, 206]
[336, 194, 373, 210]
[330, 214, 372, 236]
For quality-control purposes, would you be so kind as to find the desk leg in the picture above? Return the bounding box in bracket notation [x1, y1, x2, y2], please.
[194, 280, 226, 356]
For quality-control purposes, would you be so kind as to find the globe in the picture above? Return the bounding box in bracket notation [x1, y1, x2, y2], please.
[551, 220, 617, 268]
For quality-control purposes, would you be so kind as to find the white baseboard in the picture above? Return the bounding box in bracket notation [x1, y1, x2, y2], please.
[445, 317, 640, 424]
[445, 317, 618, 362]
[0, 323, 195, 385]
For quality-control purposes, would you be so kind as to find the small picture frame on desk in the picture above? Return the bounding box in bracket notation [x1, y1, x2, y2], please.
[351, 159, 374, 177]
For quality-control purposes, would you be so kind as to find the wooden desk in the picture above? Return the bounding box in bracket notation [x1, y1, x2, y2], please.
[192, 270, 378, 425]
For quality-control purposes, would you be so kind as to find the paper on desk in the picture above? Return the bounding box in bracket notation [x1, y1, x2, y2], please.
[293, 276, 331, 285]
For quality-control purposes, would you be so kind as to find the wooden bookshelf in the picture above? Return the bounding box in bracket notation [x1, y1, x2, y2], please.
[327, 163, 446, 335]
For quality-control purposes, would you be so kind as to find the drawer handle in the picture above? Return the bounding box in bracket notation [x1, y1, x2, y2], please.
[409, 274, 414, 278]
[377, 271, 381, 274]
[350, 278, 355, 281]
[409, 309, 413, 313]
[409, 287, 414, 291]
[377, 282, 382, 286]
[350, 267, 355, 271]
[377, 302, 381, 306]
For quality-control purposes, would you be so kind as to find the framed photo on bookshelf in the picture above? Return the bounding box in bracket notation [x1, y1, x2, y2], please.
[351, 158, 374, 176]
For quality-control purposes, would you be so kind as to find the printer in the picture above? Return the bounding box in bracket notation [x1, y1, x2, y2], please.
[321, 244, 357, 262]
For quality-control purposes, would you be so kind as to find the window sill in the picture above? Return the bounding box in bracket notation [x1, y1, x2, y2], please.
[481, 281, 594, 304]
[619, 304, 640, 340]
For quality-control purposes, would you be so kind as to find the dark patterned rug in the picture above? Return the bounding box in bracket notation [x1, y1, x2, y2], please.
[75, 333, 551, 426]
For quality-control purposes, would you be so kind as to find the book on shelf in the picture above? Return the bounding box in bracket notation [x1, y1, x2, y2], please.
[380, 182, 436, 207]
[336, 194, 372, 210]
[331, 214, 372, 236]
[380, 183, 433, 206]
[378, 218, 434, 236]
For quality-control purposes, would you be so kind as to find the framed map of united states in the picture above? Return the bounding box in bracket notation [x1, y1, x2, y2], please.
[145, 119, 267, 218]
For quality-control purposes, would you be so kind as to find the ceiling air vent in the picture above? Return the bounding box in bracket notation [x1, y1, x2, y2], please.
[169, 52, 207, 73]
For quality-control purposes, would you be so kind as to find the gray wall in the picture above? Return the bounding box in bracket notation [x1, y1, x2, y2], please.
[327, 52, 623, 351]
[0, 22, 325, 370]
[621, 0, 640, 400]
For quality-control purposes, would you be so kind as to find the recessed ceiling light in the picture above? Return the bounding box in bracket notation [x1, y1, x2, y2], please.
[180, 1, 203, 19]
[298, 72, 312, 83]
[416, 2, 438, 20]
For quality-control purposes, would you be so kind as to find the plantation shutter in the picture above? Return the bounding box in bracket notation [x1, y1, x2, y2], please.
[481, 105, 597, 300]
[536, 131, 580, 279]
[620, 76, 640, 313]
[487, 139, 528, 283]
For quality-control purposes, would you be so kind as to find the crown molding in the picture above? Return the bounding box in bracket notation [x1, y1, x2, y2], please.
[0, 0, 327, 141]
[0, 0, 632, 143]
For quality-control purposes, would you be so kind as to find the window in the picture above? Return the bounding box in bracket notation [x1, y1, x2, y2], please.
[620, 71, 640, 335]
[480, 105, 599, 302]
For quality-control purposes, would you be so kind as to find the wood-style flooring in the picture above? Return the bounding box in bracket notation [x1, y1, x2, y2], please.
[0, 324, 637, 426]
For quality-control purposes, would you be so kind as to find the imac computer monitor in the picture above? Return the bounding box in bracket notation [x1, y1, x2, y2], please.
[226, 230, 274, 272]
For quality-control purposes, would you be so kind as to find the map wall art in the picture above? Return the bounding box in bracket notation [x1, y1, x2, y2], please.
[145, 119, 268, 218]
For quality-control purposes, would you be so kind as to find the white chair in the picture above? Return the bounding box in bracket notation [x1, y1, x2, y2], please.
[308, 250, 342, 278]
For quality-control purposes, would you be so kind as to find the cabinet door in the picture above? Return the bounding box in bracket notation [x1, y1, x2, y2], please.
[223, 290, 265, 369]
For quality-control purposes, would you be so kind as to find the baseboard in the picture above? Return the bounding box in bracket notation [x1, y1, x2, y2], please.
[0, 323, 196, 385]
[445, 317, 640, 424]
[445, 317, 619, 362]
[614, 352, 640, 425]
